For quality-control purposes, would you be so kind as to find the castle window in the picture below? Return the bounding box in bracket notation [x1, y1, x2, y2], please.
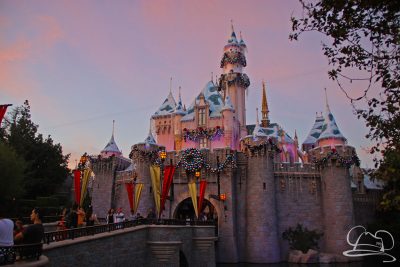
[357, 181, 363, 193]
[199, 138, 207, 149]
[198, 108, 206, 126]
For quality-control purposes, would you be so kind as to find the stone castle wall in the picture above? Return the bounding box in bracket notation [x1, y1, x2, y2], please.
[91, 144, 356, 263]
[91, 157, 130, 218]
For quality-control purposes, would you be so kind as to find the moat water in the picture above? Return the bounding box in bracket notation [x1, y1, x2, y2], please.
[217, 260, 389, 267]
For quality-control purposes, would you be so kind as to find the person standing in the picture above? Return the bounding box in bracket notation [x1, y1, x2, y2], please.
[106, 208, 115, 224]
[115, 208, 125, 223]
[77, 206, 86, 227]
[14, 208, 44, 244]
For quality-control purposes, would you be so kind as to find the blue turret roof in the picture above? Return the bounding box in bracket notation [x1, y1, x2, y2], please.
[101, 133, 121, 154]
[317, 91, 346, 142]
[222, 95, 234, 111]
[303, 113, 324, 145]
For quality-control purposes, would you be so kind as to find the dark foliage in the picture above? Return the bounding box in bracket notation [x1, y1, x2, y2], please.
[291, 0, 400, 211]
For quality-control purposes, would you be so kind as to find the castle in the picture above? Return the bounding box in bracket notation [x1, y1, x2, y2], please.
[89, 24, 361, 263]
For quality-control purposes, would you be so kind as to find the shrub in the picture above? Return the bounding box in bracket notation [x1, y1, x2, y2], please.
[282, 224, 323, 253]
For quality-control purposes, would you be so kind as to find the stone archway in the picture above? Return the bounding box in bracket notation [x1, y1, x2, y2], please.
[173, 197, 218, 220]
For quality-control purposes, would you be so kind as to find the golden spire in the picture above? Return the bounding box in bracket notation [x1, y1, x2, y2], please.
[261, 80, 269, 127]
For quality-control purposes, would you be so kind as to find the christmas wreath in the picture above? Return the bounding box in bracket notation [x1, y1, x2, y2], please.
[177, 148, 204, 172]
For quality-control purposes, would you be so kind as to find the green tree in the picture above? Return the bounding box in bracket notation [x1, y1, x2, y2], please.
[290, 0, 400, 211]
[0, 142, 26, 214]
[1, 100, 70, 199]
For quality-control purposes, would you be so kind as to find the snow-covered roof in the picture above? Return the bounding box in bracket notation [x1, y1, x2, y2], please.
[153, 91, 177, 117]
[222, 95, 234, 111]
[318, 105, 346, 142]
[101, 134, 121, 153]
[144, 130, 156, 145]
[173, 92, 186, 115]
[181, 81, 224, 121]
[245, 122, 295, 143]
[364, 174, 384, 190]
[303, 114, 324, 145]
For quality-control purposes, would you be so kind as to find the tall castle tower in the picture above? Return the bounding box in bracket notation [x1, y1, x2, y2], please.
[219, 23, 250, 140]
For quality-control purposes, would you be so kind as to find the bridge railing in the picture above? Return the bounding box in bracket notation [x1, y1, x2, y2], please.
[44, 218, 217, 245]
[0, 243, 42, 266]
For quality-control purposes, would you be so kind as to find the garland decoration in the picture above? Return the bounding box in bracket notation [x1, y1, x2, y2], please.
[129, 145, 162, 165]
[218, 73, 250, 91]
[183, 126, 224, 142]
[204, 153, 237, 173]
[220, 51, 247, 68]
[175, 148, 238, 173]
[243, 138, 282, 155]
[312, 150, 360, 168]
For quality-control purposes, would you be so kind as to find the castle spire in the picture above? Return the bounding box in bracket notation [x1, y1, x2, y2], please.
[261, 80, 270, 127]
[112, 119, 115, 137]
[256, 108, 259, 127]
[169, 77, 172, 93]
[228, 19, 238, 43]
[324, 88, 330, 110]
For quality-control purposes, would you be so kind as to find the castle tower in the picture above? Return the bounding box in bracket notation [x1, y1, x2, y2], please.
[219, 22, 250, 140]
[173, 86, 185, 150]
[309, 145, 355, 255]
[152, 87, 177, 151]
[241, 136, 280, 263]
[317, 89, 347, 147]
[261, 81, 270, 127]
[221, 93, 235, 148]
[100, 120, 122, 158]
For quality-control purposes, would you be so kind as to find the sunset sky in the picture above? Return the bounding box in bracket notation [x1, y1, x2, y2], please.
[0, 0, 376, 168]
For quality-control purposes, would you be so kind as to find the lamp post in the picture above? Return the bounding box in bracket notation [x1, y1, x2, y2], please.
[159, 149, 166, 219]
[217, 156, 221, 199]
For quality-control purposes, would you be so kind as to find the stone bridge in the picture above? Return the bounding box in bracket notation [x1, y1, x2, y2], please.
[43, 224, 217, 267]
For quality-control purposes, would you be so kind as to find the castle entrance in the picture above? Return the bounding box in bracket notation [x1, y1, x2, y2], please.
[174, 197, 217, 221]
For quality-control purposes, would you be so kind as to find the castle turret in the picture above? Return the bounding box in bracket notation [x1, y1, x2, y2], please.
[152, 87, 177, 151]
[173, 86, 185, 151]
[309, 145, 356, 255]
[317, 89, 347, 147]
[100, 120, 122, 158]
[219, 22, 250, 141]
[261, 81, 270, 128]
[241, 135, 280, 263]
[302, 112, 324, 153]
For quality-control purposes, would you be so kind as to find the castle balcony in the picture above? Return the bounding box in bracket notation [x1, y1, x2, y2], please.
[273, 162, 320, 177]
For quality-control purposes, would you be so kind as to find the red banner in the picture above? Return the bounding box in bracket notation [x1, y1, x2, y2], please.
[125, 182, 135, 211]
[74, 169, 81, 204]
[160, 165, 175, 217]
[0, 104, 11, 124]
[198, 180, 207, 215]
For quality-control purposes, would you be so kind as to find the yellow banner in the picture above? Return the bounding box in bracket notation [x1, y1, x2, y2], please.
[134, 183, 144, 214]
[149, 165, 161, 215]
[188, 181, 198, 218]
[80, 168, 92, 206]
